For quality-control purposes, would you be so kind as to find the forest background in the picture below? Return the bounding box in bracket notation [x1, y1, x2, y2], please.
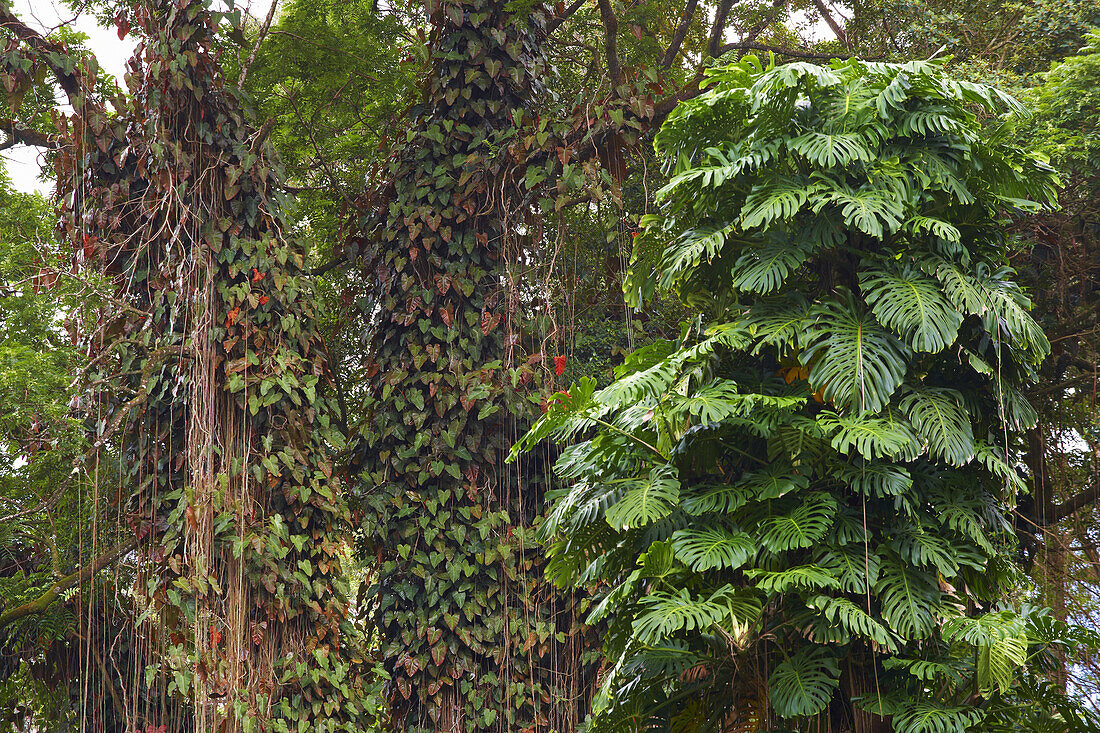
[0, 0, 1096, 730]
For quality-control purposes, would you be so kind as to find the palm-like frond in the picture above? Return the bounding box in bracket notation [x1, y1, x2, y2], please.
[817, 545, 880, 593]
[681, 482, 751, 515]
[834, 461, 913, 497]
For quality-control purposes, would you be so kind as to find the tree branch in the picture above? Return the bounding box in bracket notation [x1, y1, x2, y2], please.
[660, 0, 700, 68]
[238, 0, 280, 88]
[1053, 480, 1100, 525]
[714, 41, 854, 60]
[308, 255, 348, 277]
[546, 0, 586, 38]
[0, 536, 138, 630]
[808, 0, 848, 46]
[740, 0, 789, 47]
[595, 0, 622, 87]
[0, 119, 54, 150]
[706, 0, 736, 58]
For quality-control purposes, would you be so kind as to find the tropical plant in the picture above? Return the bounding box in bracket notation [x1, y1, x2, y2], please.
[511, 55, 1096, 730]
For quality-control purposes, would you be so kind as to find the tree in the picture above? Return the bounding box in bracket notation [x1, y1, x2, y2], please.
[0, 1, 373, 730]
[512, 55, 1093, 730]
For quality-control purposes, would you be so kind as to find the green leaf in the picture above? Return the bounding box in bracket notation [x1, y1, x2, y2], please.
[604, 464, 680, 531]
[746, 564, 840, 594]
[819, 411, 920, 461]
[768, 646, 841, 718]
[861, 266, 962, 353]
[730, 238, 810, 294]
[671, 526, 756, 571]
[741, 177, 823, 229]
[758, 492, 837, 552]
[891, 702, 982, 733]
[802, 296, 910, 413]
[790, 131, 875, 167]
[631, 587, 730, 643]
[808, 595, 897, 651]
[681, 482, 751, 515]
[877, 558, 940, 640]
[899, 387, 975, 466]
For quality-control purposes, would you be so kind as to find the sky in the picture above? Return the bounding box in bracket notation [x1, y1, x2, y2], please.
[3, 0, 274, 194]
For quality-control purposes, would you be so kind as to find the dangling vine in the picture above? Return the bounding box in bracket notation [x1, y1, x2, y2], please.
[3, 0, 371, 730]
[344, 0, 616, 729]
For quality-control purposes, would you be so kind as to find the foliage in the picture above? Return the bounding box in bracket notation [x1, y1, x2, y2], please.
[2, 1, 375, 730]
[346, 1, 601, 729]
[513, 54, 1091, 729]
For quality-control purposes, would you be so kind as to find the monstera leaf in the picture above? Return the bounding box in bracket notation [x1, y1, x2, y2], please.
[768, 646, 841, 718]
[672, 526, 756, 571]
[860, 265, 963, 353]
[604, 464, 680, 531]
[802, 296, 910, 413]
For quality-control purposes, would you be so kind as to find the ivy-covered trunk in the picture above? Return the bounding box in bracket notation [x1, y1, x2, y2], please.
[38, 1, 370, 730]
[350, 0, 594, 729]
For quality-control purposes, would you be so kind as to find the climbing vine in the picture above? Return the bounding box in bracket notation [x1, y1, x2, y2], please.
[2, 0, 371, 730]
[344, 0, 627, 728]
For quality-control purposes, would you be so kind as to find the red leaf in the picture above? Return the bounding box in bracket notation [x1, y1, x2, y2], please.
[252, 268, 264, 282]
[115, 12, 130, 40]
[554, 355, 567, 376]
[226, 307, 239, 326]
[258, 295, 268, 306]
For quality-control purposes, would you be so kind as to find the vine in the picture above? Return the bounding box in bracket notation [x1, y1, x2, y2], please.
[3, 0, 371, 730]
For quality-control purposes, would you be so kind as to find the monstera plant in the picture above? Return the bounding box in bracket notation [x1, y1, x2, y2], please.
[511, 56, 1094, 731]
